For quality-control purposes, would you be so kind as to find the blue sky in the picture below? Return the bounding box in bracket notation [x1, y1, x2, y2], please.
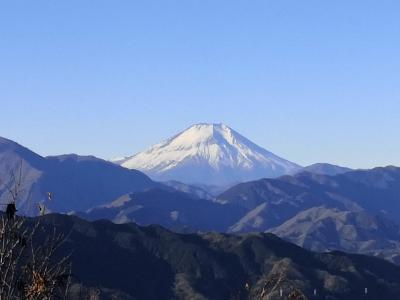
[0, 1, 399, 168]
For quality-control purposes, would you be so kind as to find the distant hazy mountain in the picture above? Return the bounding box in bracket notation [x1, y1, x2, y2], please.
[0, 137, 157, 213]
[215, 167, 400, 263]
[218, 167, 400, 226]
[42, 213, 400, 300]
[78, 166, 400, 265]
[77, 188, 246, 232]
[162, 180, 216, 200]
[299, 163, 352, 176]
[115, 123, 301, 185]
[270, 207, 400, 264]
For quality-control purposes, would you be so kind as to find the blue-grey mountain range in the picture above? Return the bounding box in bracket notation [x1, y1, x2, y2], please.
[1, 130, 400, 267]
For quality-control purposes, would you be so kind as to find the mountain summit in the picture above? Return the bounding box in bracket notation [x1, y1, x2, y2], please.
[115, 123, 301, 185]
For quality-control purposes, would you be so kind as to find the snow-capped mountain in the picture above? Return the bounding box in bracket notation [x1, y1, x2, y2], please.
[115, 123, 301, 185]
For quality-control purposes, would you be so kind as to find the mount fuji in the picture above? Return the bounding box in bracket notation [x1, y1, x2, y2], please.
[114, 123, 301, 185]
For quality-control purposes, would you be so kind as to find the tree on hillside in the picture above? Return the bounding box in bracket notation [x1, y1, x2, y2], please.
[0, 164, 71, 299]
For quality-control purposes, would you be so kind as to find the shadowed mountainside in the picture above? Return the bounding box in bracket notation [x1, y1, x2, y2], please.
[78, 188, 246, 232]
[0, 137, 157, 213]
[37, 213, 400, 300]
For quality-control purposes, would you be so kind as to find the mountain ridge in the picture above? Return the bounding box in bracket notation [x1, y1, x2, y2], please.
[299, 163, 353, 176]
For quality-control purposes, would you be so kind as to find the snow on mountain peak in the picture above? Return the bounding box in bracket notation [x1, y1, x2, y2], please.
[117, 123, 301, 185]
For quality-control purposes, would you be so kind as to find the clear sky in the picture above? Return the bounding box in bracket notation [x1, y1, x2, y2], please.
[0, 1, 399, 168]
